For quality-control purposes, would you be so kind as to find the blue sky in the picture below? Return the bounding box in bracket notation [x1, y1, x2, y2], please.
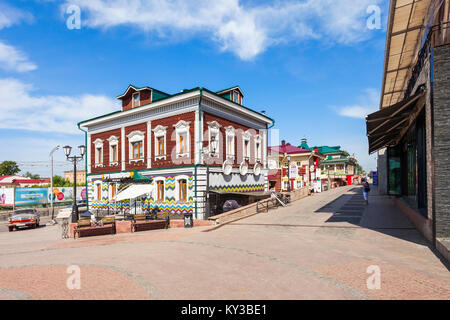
[0, 0, 388, 176]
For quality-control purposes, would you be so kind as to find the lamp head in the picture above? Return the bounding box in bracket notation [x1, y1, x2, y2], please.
[78, 145, 86, 157]
[63, 145, 72, 157]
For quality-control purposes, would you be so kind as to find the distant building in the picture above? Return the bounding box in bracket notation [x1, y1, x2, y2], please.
[64, 170, 86, 184]
[0, 175, 50, 187]
[268, 140, 324, 192]
[315, 146, 361, 187]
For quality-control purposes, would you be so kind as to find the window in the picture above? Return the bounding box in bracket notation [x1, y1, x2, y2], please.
[244, 140, 250, 159]
[93, 138, 103, 165]
[225, 126, 235, 159]
[107, 136, 119, 165]
[133, 93, 140, 108]
[255, 136, 261, 161]
[207, 121, 221, 157]
[132, 141, 143, 159]
[110, 183, 117, 200]
[156, 181, 164, 201]
[111, 145, 118, 162]
[96, 183, 102, 201]
[179, 179, 187, 201]
[232, 91, 238, 103]
[96, 147, 102, 164]
[242, 131, 251, 161]
[157, 137, 165, 156]
[179, 133, 187, 153]
[127, 130, 145, 162]
[174, 120, 190, 157]
[153, 125, 168, 160]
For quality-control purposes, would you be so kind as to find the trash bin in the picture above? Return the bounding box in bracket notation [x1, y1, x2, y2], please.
[184, 212, 193, 228]
[285, 194, 291, 204]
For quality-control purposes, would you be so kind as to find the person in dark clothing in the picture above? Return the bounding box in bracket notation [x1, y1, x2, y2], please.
[362, 178, 370, 205]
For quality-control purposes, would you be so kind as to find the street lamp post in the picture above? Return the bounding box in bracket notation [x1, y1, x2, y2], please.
[49, 145, 60, 222]
[63, 145, 86, 223]
[203, 136, 218, 220]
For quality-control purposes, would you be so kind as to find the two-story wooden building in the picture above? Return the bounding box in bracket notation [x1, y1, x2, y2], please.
[78, 85, 273, 220]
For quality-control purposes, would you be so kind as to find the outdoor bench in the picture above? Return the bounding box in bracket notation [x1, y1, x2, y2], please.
[74, 216, 116, 239]
[132, 214, 168, 232]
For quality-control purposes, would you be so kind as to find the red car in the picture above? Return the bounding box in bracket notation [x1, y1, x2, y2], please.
[8, 209, 40, 232]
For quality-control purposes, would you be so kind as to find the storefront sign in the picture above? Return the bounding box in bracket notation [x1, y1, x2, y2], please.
[289, 164, 298, 179]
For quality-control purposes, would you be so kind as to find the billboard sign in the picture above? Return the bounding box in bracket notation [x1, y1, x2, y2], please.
[0, 188, 14, 206]
[15, 188, 48, 206]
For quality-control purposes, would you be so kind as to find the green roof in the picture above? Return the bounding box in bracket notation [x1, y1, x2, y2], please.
[314, 146, 342, 154]
[299, 140, 312, 151]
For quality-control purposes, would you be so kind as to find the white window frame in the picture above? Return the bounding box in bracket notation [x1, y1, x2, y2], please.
[225, 126, 235, 160]
[153, 177, 165, 202]
[153, 125, 168, 160]
[174, 120, 191, 158]
[93, 138, 104, 167]
[242, 130, 251, 161]
[107, 135, 119, 166]
[207, 121, 221, 158]
[255, 135, 262, 162]
[127, 130, 145, 163]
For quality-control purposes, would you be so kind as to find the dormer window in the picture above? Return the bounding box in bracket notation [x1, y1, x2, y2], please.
[132, 93, 140, 108]
[232, 91, 239, 103]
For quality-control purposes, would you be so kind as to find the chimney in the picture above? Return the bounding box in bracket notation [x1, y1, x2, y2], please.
[281, 140, 286, 147]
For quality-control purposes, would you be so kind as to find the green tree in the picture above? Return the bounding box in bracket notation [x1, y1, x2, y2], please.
[24, 171, 41, 179]
[0, 161, 20, 176]
[52, 175, 72, 187]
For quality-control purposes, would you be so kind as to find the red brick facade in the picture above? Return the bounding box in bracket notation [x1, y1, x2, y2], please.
[124, 123, 148, 171]
[121, 89, 152, 111]
[202, 112, 263, 168]
[151, 112, 196, 168]
[90, 128, 122, 174]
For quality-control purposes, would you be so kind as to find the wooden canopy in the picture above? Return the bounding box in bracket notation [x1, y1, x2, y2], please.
[380, 0, 430, 108]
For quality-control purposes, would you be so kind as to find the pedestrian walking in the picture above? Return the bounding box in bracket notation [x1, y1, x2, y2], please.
[362, 178, 370, 205]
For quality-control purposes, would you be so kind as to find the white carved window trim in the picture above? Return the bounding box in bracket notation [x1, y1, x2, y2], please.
[93, 138, 104, 167]
[153, 177, 165, 202]
[225, 126, 235, 160]
[242, 130, 251, 161]
[107, 135, 119, 166]
[153, 125, 168, 160]
[174, 120, 191, 158]
[207, 121, 221, 158]
[127, 130, 145, 163]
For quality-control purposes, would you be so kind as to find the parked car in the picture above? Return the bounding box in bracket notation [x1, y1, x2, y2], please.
[8, 209, 40, 232]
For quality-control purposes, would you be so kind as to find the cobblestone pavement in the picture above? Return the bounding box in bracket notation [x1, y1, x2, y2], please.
[0, 185, 449, 300]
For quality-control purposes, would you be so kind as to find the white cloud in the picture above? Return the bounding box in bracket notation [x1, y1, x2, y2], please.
[63, 0, 384, 60]
[0, 3, 36, 73]
[0, 42, 37, 72]
[0, 3, 33, 30]
[0, 78, 119, 134]
[336, 88, 379, 119]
